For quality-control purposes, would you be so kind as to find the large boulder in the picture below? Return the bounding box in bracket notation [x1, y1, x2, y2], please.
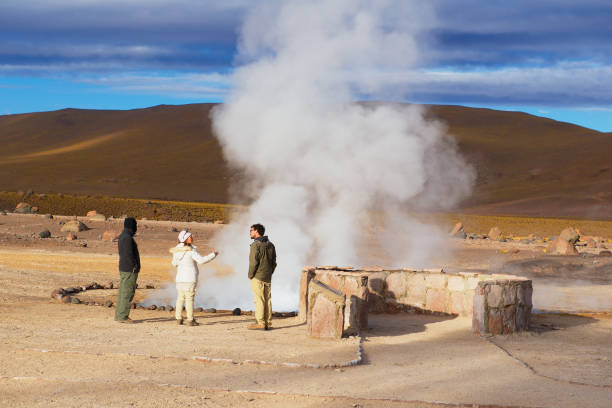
[449, 222, 466, 239]
[61, 220, 89, 232]
[488, 227, 502, 241]
[547, 237, 578, 255]
[101, 231, 119, 241]
[559, 227, 580, 244]
[14, 202, 34, 214]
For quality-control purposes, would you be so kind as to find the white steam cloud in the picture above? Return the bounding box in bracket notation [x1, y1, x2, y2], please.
[191, 0, 473, 311]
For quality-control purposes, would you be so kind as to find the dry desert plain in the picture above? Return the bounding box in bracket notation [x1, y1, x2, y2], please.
[1, 212, 612, 408]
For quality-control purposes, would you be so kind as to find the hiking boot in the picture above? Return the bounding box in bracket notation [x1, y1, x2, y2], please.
[177, 318, 183, 325]
[186, 320, 199, 326]
[248, 323, 266, 330]
[117, 318, 134, 324]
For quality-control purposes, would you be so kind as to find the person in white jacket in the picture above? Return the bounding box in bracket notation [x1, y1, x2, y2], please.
[170, 230, 218, 326]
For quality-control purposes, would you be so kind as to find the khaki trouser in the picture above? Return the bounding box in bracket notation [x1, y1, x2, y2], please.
[115, 271, 138, 321]
[175, 282, 196, 322]
[250, 278, 271, 325]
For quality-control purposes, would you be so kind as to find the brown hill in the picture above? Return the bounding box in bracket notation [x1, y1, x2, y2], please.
[0, 103, 610, 218]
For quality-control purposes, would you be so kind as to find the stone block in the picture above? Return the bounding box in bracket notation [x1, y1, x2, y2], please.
[465, 277, 480, 290]
[385, 272, 408, 299]
[502, 285, 516, 306]
[472, 292, 486, 334]
[487, 285, 503, 308]
[367, 272, 387, 294]
[425, 288, 447, 313]
[449, 291, 464, 315]
[516, 305, 531, 331]
[425, 273, 446, 289]
[368, 293, 386, 313]
[488, 309, 503, 335]
[316, 271, 343, 292]
[447, 275, 465, 292]
[464, 290, 475, 315]
[502, 305, 517, 334]
[517, 282, 533, 308]
[307, 280, 345, 339]
[404, 274, 426, 307]
[298, 267, 315, 323]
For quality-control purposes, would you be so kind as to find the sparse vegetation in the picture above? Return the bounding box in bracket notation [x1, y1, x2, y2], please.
[0, 191, 241, 223]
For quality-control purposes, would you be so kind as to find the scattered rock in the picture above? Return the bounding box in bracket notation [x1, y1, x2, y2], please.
[89, 214, 107, 221]
[101, 231, 119, 241]
[105, 282, 114, 289]
[71, 297, 81, 304]
[204, 308, 217, 313]
[214, 220, 224, 224]
[599, 250, 612, 257]
[148, 305, 157, 310]
[1, 211, 6, 216]
[31, 206, 39, 213]
[232, 308, 241, 316]
[158, 306, 166, 311]
[194, 307, 203, 313]
[41, 214, 53, 219]
[61, 295, 72, 303]
[171, 227, 179, 232]
[104, 300, 113, 307]
[145, 284, 155, 289]
[86, 210, 98, 217]
[38, 230, 51, 238]
[488, 227, 502, 241]
[50, 288, 65, 298]
[167, 306, 175, 312]
[61, 220, 89, 232]
[80, 242, 87, 248]
[559, 227, 580, 244]
[585, 238, 598, 249]
[14, 202, 33, 214]
[547, 237, 578, 255]
[66, 232, 77, 241]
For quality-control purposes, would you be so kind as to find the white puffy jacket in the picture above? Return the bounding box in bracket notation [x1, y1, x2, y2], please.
[170, 243, 216, 283]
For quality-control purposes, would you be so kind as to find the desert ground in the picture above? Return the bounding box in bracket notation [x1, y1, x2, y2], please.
[1, 213, 611, 407]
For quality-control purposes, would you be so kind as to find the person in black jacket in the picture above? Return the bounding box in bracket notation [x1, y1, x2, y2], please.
[115, 217, 141, 323]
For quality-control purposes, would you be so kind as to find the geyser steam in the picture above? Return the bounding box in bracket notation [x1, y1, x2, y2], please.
[196, 0, 474, 311]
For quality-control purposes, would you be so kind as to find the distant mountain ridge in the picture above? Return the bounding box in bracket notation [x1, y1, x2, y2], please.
[1, 103, 610, 218]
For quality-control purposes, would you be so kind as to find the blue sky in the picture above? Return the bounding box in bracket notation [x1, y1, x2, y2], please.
[1, 0, 612, 132]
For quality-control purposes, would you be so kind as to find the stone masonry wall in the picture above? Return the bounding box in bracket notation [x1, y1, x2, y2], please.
[306, 279, 345, 339]
[300, 266, 532, 337]
[472, 279, 533, 335]
[299, 266, 368, 335]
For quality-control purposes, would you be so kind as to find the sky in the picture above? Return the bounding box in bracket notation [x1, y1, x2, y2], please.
[1, 0, 612, 132]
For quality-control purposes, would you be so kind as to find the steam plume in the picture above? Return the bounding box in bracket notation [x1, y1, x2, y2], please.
[198, 0, 474, 311]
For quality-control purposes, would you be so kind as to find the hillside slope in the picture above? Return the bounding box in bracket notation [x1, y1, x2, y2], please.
[0, 103, 610, 218]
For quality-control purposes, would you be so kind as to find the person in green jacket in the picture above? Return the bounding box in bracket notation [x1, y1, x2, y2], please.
[248, 223, 276, 330]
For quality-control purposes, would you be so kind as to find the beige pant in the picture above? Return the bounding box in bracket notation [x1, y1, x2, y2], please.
[250, 278, 271, 325]
[175, 282, 196, 321]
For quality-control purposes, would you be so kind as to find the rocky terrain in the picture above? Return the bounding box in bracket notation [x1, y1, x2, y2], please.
[1, 212, 611, 407]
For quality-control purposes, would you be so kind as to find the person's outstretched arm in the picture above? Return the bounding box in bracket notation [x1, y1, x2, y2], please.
[192, 249, 217, 264]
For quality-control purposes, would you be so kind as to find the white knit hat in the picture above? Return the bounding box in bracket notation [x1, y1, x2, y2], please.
[178, 230, 192, 243]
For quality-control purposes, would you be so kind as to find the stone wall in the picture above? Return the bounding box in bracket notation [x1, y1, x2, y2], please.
[306, 279, 345, 339]
[301, 266, 532, 338]
[472, 279, 532, 335]
[299, 266, 368, 335]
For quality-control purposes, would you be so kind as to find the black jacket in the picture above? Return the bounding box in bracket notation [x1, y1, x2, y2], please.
[118, 228, 140, 273]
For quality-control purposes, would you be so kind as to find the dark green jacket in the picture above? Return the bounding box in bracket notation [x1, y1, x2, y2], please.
[248, 236, 277, 283]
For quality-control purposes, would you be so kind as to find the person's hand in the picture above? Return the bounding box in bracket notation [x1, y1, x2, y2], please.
[214, 251, 219, 256]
